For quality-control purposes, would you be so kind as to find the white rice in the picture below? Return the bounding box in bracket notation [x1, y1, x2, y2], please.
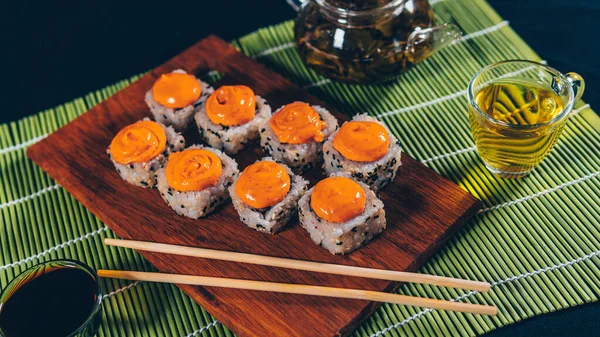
[195, 96, 271, 155]
[322, 113, 402, 191]
[259, 103, 338, 173]
[229, 157, 309, 234]
[107, 118, 184, 188]
[298, 172, 386, 255]
[156, 145, 239, 218]
[145, 69, 214, 132]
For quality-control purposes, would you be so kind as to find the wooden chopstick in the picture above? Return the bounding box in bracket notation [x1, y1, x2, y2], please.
[98, 270, 498, 316]
[104, 238, 491, 292]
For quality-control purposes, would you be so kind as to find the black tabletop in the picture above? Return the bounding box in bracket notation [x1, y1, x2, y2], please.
[1, 1, 599, 336]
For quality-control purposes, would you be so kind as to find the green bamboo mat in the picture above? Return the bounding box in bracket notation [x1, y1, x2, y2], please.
[1, 0, 599, 336]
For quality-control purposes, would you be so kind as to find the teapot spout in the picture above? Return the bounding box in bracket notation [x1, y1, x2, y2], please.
[406, 24, 462, 64]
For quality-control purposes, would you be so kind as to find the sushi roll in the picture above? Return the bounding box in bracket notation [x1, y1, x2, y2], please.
[298, 173, 386, 255]
[107, 119, 184, 188]
[156, 145, 239, 218]
[195, 85, 271, 155]
[260, 102, 338, 173]
[230, 157, 309, 234]
[323, 113, 402, 191]
[145, 69, 214, 131]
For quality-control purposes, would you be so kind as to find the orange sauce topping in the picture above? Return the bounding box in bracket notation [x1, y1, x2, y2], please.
[165, 149, 222, 192]
[109, 120, 166, 165]
[333, 121, 389, 162]
[269, 102, 327, 144]
[234, 161, 291, 209]
[310, 177, 366, 223]
[152, 72, 201, 109]
[205, 85, 256, 126]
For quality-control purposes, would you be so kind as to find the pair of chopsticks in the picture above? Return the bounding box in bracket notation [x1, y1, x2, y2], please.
[99, 238, 497, 316]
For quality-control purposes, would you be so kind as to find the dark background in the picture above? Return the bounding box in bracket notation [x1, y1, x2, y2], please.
[1, 0, 598, 336]
[1, 1, 599, 124]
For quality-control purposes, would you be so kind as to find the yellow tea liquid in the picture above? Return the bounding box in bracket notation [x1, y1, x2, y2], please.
[469, 80, 566, 177]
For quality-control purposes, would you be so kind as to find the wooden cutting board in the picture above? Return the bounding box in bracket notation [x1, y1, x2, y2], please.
[27, 35, 481, 337]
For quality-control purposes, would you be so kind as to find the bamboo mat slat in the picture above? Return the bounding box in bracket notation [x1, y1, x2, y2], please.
[1, 0, 599, 336]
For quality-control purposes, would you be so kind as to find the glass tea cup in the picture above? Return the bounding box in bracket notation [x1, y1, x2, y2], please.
[468, 60, 585, 178]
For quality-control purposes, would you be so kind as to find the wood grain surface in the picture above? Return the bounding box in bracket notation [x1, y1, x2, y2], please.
[27, 35, 482, 337]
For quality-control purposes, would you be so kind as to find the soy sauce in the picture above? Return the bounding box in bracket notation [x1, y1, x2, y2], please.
[0, 267, 99, 337]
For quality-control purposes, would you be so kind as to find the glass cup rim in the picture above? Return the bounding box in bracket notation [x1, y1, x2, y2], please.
[467, 60, 575, 130]
[0, 259, 103, 337]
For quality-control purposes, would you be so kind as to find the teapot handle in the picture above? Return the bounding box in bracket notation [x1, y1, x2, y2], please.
[406, 24, 462, 62]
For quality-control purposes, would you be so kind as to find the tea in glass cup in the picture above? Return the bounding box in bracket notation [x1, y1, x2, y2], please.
[468, 60, 585, 178]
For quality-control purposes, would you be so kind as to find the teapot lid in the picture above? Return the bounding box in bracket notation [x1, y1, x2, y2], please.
[325, 0, 396, 11]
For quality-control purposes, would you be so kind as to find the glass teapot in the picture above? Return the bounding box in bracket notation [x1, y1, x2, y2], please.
[293, 0, 462, 83]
